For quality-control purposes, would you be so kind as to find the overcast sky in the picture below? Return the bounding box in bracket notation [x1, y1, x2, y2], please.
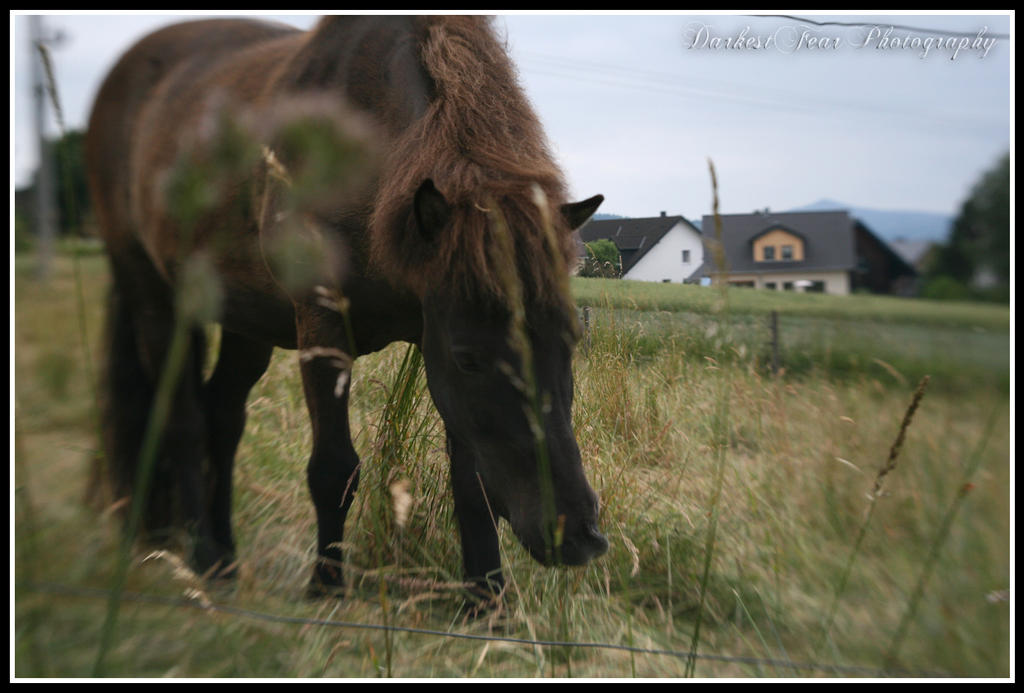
[10, 11, 1013, 221]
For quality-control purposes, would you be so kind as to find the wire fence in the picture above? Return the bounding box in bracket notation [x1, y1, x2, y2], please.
[21, 580, 950, 679]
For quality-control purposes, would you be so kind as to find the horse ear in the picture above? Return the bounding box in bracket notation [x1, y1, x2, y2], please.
[560, 194, 604, 231]
[413, 179, 450, 242]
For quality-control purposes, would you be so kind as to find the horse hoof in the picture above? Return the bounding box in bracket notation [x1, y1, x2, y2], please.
[190, 541, 239, 581]
[193, 556, 239, 582]
[306, 580, 346, 600]
[207, 559, 239, 581]
[307, 561, 345, 599]
[462, 580, 504, 619]
[461, 592, 506, 623]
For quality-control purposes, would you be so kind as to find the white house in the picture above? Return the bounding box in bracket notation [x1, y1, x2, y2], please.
[579, 212, 704, 283]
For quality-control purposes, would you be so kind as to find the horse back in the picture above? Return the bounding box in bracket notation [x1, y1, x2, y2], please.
[85, 17, 457, 350]
[86, 19, 299, 254]
[86, 20, 311, 345]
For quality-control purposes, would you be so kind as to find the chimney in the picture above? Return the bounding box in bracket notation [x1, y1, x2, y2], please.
[660, 211, 666, 217]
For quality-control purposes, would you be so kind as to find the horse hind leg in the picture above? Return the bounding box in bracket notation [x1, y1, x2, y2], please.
[98, 275, 167, 530]
[200, 330, 273, 578]
[98, 251, 213, 573]
[170, 328, 218, 574]
[138, 314, 223, 579]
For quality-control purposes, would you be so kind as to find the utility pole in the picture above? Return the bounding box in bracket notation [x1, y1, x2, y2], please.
[29, 15, 59, 281]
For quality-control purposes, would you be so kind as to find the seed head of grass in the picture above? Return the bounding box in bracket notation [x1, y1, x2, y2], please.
[870, 375, 929, 500]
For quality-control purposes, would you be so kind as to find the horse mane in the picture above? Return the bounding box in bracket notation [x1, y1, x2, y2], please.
[366, 16, 577, 306]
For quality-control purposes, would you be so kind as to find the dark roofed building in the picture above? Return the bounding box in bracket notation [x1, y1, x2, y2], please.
[697, 210, 917, 295]
[579, 212, 704, 283]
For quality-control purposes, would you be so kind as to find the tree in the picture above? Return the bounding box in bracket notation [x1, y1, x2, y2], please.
[579, 238, 621, 278]
[51, 129, 91, 235]
[16, 129, 92, 240]
[923, 152, 1009, 301]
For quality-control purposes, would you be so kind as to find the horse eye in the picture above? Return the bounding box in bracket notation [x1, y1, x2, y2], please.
[451, 346, 486, 375]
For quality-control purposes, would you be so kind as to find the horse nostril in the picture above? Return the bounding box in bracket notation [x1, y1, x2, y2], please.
[586, 525, 609, 558]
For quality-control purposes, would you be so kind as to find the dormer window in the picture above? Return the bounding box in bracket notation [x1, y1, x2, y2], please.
[754, 228, 804, 263]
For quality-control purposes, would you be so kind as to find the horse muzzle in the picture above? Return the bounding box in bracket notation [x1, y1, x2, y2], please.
[557, 520, 610, 566]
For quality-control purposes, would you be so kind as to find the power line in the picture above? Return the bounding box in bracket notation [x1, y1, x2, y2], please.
[515, 51, 1004, 135]
[753, 14, 1010, 41]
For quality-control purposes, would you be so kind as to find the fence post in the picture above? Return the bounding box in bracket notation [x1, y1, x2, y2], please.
[769, 310, 780, 375]
[582, 306, 591, 355]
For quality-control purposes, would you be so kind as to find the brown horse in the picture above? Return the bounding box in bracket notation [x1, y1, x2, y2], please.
[86, 15, 607, 601]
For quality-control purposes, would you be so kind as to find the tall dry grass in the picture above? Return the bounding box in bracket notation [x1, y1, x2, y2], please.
[14, 88, 1011, 675]
[13, 252, 1010, 677]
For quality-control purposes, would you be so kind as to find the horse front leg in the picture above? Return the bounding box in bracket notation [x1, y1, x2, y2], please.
[447, 433, 505, 605]
[296, 306, 360, 596]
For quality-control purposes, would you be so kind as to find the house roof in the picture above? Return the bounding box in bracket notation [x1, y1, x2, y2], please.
[748, 223, 808, 244]
[699, 210, 860, 275]
[579, 214, 698, 274]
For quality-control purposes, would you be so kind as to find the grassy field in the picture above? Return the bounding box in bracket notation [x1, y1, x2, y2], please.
[14, 253, 1011, 678]
[571, 276, 1011, 331]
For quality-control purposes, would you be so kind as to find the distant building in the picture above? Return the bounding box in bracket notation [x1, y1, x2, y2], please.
[697, 210, 917, 295]
[578, 212, 704, 283]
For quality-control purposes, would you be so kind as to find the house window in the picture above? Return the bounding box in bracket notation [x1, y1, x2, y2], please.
[754, 229, 804, 263]
[682, 249, 690, 263]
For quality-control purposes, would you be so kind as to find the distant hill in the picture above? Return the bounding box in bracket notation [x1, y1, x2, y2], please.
[595, 202, 952, 245]
[788, 199, 952, 243]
